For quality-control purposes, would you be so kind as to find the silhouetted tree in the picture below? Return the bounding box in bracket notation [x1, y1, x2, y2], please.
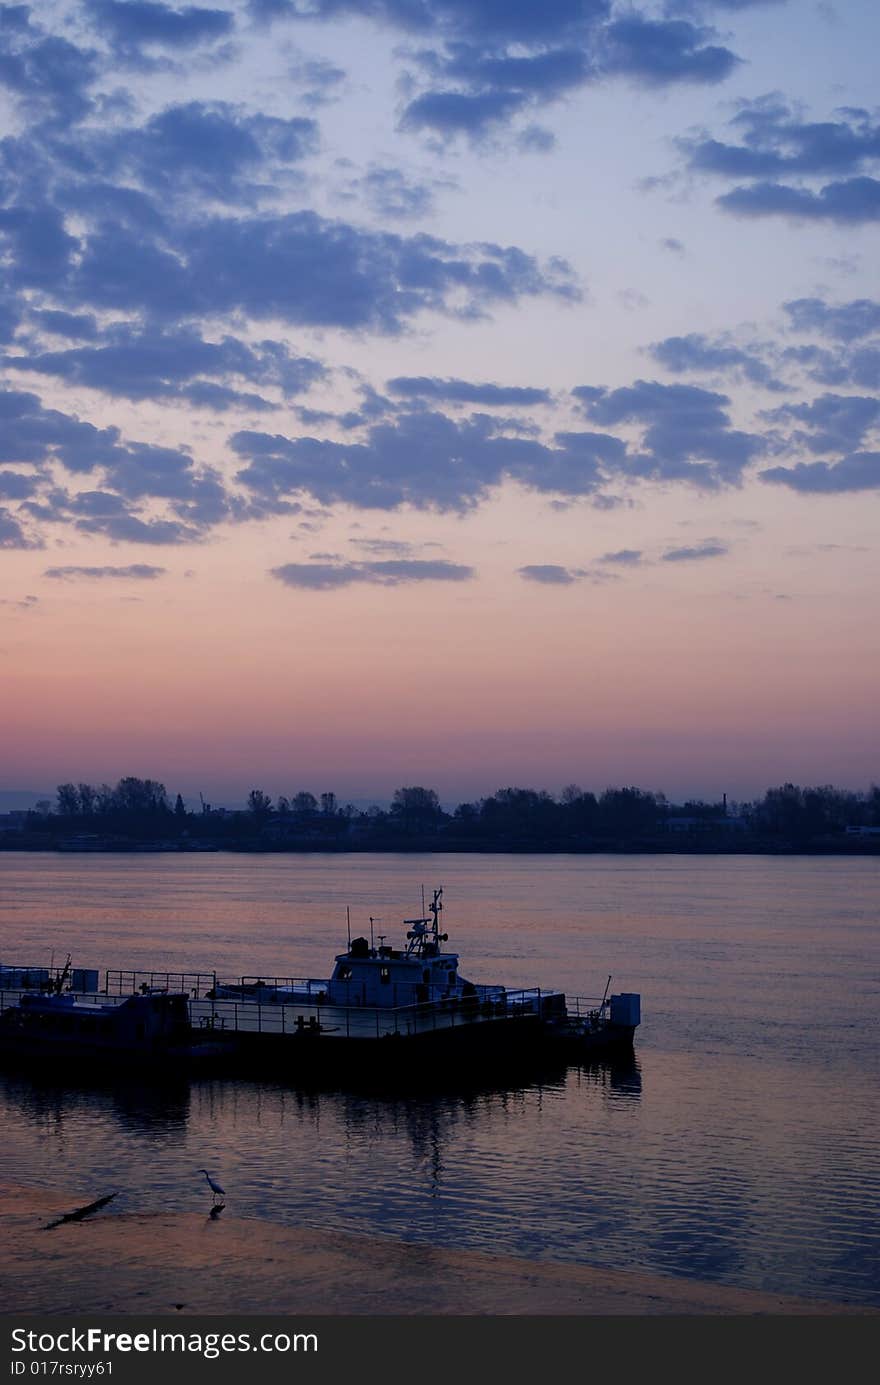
[598, 787, 660, 837]
[112, 777, 169, 816]
[56, 784, 79, 816]
[292, 792, 318, 815]
[247, 789, 273, 820]
[390, 786, 444, 832]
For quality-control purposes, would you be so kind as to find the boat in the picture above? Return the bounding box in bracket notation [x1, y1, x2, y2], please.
[0, 891, 640, 1080]
[201, 889, 640, 1070]
[0, 961, 229, 1069]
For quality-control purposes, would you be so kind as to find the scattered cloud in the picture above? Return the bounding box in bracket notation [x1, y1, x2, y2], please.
[517, 564, 579, 584]
[574, 380, 764, 486]
[0, 593, 38, 610]
[43, 564, 167, 580]
[270, 558, 475, 589]
[685, 95, 880, 180]
[761, 393, 880, 454]
[661, 541, 729, 561]
[600, 548, 643, 564]
[5, 325, 324, 408]
[386, 377, 552, 406]
[648, 333, 784, 389]
[601, 16, 740, 87]
[0, 506, 43, 550]
[84, 1, 236, 63]
[782, 297, 880, 341]
[761, 453, 880, 493]
[718, 176, 880, 224]
[680, 96, 880, 224]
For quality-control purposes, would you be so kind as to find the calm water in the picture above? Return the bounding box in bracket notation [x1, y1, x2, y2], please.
[1, 852, 878, 1307]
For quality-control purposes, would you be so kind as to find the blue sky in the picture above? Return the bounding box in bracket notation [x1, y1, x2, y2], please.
[1, 0, 878, 801]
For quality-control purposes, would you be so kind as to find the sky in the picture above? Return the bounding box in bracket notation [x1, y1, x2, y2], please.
[0, 0, 878, 807]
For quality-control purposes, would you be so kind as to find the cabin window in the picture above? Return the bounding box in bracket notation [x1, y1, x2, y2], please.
[423, 969, 431, 984]
[379, 966, 390, 984]
[338, 965, 352, 981]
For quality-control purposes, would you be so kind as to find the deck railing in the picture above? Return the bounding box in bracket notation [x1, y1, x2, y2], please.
[189, 986, 548, 1041]
[104, 969, 218, 998]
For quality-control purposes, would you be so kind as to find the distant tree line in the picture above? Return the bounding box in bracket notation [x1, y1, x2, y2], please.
[1, 777, 878, 853]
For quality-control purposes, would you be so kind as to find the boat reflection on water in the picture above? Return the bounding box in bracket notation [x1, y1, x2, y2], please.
[0, 1068, 194, 1142]
[0, 1053, 642, 1217]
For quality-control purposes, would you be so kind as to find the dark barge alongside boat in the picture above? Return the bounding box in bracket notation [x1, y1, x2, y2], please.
[0, 890, 640, 1079]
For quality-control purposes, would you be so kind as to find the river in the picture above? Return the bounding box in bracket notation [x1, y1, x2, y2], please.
[1, 851, 878, 1307]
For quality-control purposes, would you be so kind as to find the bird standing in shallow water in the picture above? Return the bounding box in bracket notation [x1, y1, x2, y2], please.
[198, 1169, 225, 1202]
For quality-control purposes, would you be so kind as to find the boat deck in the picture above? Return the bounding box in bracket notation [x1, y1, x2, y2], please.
[189, 993, 545, 1042]
[0, 985, 556, 1044]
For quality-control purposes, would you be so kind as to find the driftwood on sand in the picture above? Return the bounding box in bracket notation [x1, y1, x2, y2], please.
[43, 1192, 117, 1231]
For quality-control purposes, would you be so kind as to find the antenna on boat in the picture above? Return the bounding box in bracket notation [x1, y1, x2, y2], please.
[601, 974, 612, 1010]
[421, 883, 425, 915]
[346, 906, 351, 951]
[369, 916, 375, 953]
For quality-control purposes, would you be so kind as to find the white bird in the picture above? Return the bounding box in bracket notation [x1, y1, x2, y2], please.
[198, 1169, 225, 1200]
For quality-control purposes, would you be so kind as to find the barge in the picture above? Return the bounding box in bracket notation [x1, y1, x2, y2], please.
[0, 890, 640, 1079]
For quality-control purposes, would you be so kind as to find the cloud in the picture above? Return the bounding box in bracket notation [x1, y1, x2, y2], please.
[517, 124, 557, 154]
[782, 297, 880, 342]
[72, 512, 205, 544]
[29, 311, 100, 341]
[0, 8, 98, 126]
[84, 2, 235, 60]
[245, 4, 742, 145]
[43, 564, 167, 580]
[574, 380, 763, 486]
[91, 101, 319, 204]
[0, 593, 38, 610]
[386, 377, 552, 405]
[358, 166, 437, 220]
[0, 387, 243, 543]
[0, 206, 79, 292]
[761, 452, 880, 493]
[0, 470, 39, 500]
[270, 558, 475, 589]
[718, 176, 880, 223]
[399, 14, 739, 138]
[0, 506, 42, 549]
[662, 542, 728, 561]
[288, 53, 347, 107]
[685, 96, 880, 179]
[762, 393, 880, 454]
[517, 562, 617, 584]
[680, 97, 880, 224]
[67, 211, 579, 330]
[601, 16, 739, 86]
[232, 409, 622, 512]
[648, 333, 783, 389]
[264, 1, 612, 45]
[350, 537, 422, 555]
[600, 548, 642, 564]
[401, 88, 531, 138]
[6, 325, 324, 407]
[517, 564, 578, 584]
